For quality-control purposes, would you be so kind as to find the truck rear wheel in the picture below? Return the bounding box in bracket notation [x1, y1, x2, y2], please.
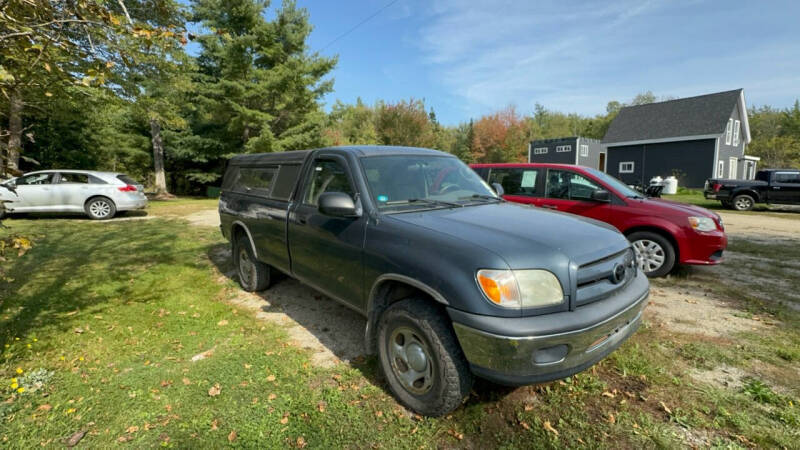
[732, 194, 754, 211]
[377, 298, 473, 417]
[234, 235, 271, 292]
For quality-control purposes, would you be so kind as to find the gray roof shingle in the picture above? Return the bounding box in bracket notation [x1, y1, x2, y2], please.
[602, 89, 742, 144]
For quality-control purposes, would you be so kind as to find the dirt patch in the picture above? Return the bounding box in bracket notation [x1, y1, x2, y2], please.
[689, 364, 748, 390]
[718, 211, 800, 242]
[186, 209, 220, 228]
[209, 245, 365, 368]
[645, 284, 769, 338]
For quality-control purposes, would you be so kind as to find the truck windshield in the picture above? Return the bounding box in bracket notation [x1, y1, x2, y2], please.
[361, 155, 497, 211]
[583, 168, 643, 198]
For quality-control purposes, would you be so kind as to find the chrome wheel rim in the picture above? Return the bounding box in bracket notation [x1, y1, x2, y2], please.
[238, 247, 255, 286]
[735, 197, 752, 210]
[90, 200, 111, 218]
[632, 239, 665, 273]
[388, 327, 434, 395]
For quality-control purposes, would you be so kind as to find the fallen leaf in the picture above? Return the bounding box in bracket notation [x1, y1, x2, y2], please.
[38, 404, 52, 411]
[520, 421, 531, 430]
[217, 319, 229, 326]
[375, 410, 383, 417]
[211, 419, 219, 430]
[244, 364, 252, 369]
[266, 375, 276, 382]
[659, 401, 672, 415]
[296, 436, 307, 448]
[268, 393, 277, 401]
[608, 413, 616, 424]
[601, 391, 616, 398]
[317, 402, 326, 412]
[126, 426, 139, 433]
[524, 404, 534, 411]
[66, 430, 86, 447]
[160, 380, 172, 387]
[543, 420, 559, 436]
[74, 328, 84, 334]
[280, 412, 290, 424]
[227, 430, 237, 442]
[208, 384, 221, 397]
[117, 435, 133, 443]
[182, 378, 191, 385]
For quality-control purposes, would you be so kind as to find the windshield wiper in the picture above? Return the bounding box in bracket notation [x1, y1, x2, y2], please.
[463, 194, 503, 203]
[386, 198, 463, 208]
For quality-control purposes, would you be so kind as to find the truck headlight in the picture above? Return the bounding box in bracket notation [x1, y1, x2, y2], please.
[688, 216, 716, 232]
[477, 269, 564, 308]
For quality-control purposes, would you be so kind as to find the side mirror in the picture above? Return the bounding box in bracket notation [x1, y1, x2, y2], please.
[591, 189, 611, 202]
[318, 192, 361, 217]
[491, 182, 505, 196]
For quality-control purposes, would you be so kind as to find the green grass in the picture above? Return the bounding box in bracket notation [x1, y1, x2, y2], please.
[663, 190, 800, 219]
[1, 199, 799, 447]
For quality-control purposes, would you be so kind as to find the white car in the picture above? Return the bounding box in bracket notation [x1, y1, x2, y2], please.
[0, 170, 147, 220]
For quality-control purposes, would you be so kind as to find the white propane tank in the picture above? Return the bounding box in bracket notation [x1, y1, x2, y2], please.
[649, 176, 663, 186]
[663, 176, 678, 195]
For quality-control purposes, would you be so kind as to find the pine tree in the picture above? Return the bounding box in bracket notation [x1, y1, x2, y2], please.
[189, 0, 336, 160]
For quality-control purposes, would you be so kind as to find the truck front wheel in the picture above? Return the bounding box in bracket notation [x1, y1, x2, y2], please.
[377, 298, 473, 417]
[732, 194, 755, 211]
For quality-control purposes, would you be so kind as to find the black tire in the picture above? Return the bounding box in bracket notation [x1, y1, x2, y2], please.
[234, 234, 271, 292]
[720, 200, 733, 209]
[627, 231, 676, 278]
[377, 298, 473, 417]
[84, 197, 116, 220]
[732, 194, 755, 211]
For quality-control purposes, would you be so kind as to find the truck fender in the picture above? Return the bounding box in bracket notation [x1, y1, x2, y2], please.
[230, 220, 258, 259]
[363, 274, 449, 355]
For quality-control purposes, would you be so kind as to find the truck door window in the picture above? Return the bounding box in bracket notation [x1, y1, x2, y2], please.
[775, 172, 800, 184]
[487, 168, 538, 196]
[304, 160, 354, 206]
[546, 170, 601, 201]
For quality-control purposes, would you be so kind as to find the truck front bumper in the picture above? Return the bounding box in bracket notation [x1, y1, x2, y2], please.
[449, 271, 649, 386]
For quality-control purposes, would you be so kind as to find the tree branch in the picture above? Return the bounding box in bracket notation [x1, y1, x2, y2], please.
[116, 0, 133, 24]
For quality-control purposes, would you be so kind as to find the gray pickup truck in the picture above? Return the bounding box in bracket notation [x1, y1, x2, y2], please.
[219, 146, 650, 416]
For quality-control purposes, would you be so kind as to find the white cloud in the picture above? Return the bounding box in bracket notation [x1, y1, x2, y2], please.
[413, 0, 800, 117]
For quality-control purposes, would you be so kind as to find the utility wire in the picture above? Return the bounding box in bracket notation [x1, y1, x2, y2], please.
[320, 0, 401, 51]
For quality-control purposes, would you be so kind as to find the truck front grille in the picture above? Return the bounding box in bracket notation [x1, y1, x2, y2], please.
[574, 248, 636, 307]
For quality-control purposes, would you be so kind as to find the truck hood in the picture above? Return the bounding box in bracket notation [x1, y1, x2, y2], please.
[389, 202, 630, 268]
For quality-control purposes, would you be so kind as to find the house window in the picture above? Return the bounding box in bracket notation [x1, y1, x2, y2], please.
[555, 145, 572, 153]
[733, 120, 741, 146]
[533, 147, 548, 155]
[728, 157, 737, 179]
[619, 162, 634, 173]
[580, 144, 589, 157]
[717, 160, 724, 177]
[725, 119, 733, 145]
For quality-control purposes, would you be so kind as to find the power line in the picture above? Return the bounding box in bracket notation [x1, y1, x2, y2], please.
[320, 0, 402, 52]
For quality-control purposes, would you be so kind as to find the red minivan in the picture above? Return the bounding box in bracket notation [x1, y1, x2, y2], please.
[471, 163, 727, 277]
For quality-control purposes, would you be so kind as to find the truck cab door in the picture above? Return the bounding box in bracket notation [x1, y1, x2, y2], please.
[288, 155, 366, 308]
[539, 169, 611, 222]
[770, 171, 800, 204]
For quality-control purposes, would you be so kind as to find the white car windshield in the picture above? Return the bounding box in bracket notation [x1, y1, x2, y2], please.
[361, 155, 498, 211]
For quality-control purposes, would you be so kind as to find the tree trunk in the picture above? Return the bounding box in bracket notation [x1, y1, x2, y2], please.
[150, 118, 168, 195]
[5, 86, 23, 174]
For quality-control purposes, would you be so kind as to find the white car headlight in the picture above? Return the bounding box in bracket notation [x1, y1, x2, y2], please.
[477, 269, 564, 309]
[688, 216, 716, 232]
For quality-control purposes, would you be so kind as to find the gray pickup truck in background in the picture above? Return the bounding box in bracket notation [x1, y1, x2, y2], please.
[219, 146, 650, 416]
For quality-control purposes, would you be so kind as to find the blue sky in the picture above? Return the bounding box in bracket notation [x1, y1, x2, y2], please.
[235, 0, 800, 125]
